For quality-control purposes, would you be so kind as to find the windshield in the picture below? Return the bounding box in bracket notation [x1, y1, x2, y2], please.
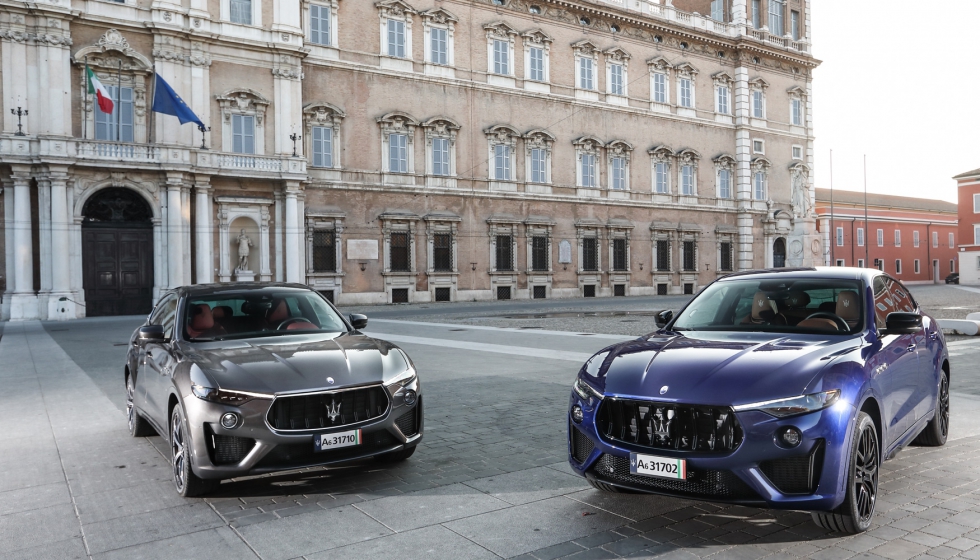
[182, 290, 348, 341]
[670, 277, 866, 334]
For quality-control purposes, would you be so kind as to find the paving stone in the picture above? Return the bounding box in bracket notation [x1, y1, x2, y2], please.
[527, 540, 586, 560]
[93, 527, 257, 560]
[867, 539, 931, 560]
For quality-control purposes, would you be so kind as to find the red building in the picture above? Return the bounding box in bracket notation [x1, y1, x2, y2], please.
[815, 189, 958, 284]
[954, 168, 980, 285]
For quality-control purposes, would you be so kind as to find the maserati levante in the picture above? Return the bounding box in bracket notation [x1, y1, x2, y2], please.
[568, 268, 949, 534]
[124, 284, 422, 496]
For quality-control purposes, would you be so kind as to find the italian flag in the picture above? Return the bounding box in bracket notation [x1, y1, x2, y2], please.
[86, 67, 114, 114]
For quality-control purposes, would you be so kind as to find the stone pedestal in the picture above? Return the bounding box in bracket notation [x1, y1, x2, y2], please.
[235, 270, 255, 282]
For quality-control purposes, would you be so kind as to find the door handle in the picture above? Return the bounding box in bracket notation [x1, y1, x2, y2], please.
[907, 344, 916, 353]
[929, 331, 939, 340]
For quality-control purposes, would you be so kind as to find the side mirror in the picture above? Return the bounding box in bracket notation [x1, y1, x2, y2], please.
[655, 310, 674, 328]
[884, 312, 922, 335]
[138, 325, 166, 341]
[349, 314, 368, 330]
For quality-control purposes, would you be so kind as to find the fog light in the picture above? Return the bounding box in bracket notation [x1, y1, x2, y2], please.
[778, 427, 802, 448]
[220, 412, 240, 429]
[572, 405, 584, 424]
[403, 390, 417, 406]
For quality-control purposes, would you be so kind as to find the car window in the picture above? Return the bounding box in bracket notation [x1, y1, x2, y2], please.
[873, 276, 916, 329]
[150, 295, 178, 340]
[182, 290, 349, 341]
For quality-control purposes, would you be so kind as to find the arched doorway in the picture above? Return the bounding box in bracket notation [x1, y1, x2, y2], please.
[773, 238, 787, 268]
[82, 187, 154, 316]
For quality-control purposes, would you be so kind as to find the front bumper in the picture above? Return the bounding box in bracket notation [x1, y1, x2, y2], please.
[567, 390, 854, 511]
[182, 381, 423, 480]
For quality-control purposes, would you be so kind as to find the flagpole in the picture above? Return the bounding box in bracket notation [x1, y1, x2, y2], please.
[82, 56, 89, 140]
[864, 155, 869, 270]
[829, 149, 834, 266]
[116, 60, 122, 143]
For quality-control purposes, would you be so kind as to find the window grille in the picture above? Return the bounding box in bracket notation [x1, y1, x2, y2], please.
[682, 240, 696, 271]
[495, 235, 513, 271]
[389, 232, 410, 272]
[312, 230, 336, 273]
[582, 238, 598, 271]
[531, 236, 549, 271]
[720, 241, 733, 271]
[433, 233, 453, 272]
[613, 239, 628, 271]
[656, 240, 670, 271]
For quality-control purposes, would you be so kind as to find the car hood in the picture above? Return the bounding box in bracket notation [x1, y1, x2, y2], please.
[183, 333, 395, 394]
[594, 332, 862, 406]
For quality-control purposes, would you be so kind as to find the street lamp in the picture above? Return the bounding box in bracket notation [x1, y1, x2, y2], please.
[290, 133, 301, 157]
[10, 107, 27, 136]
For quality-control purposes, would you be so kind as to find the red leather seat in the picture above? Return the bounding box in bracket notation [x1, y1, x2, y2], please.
[266, 299, 289, 327]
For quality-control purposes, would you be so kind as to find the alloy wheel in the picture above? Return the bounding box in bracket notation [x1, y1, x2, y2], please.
[126, 377, 136, 432]
[171, 411, 186, 493]
[939, 373, 950, 438]
[853, 425, 878, 522]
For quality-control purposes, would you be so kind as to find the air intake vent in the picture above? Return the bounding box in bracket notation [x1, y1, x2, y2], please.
[760, 440, 825, 495]
[571, 425, 595, 464]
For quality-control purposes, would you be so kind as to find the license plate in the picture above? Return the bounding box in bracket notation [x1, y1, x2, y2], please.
[630, 453, 686, 480]
[314, 429, 362, 452]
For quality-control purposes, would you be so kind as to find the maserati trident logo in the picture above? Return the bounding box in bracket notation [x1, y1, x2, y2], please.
[326, 399, 342, 422]
[326, 377, 335, 385]
[660, 385, 669, 395]
[842, 299, 850, 308]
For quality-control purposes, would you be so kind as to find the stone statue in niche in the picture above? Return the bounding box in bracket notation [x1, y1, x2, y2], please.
[236, 229, 253, 271]
[791, 167, 812, 219]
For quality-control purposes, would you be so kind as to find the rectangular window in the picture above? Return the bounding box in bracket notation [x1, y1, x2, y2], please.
[792, 146, 803, 160]
[895, 260, 902, 275]
[312, 230, 336, 273]
[433, 233, 452, 272]
[716, 86, 730, 114]
[791, 10, 800, 41]
[858, 259, 865, 268]
[230, 0, 252, 25]
[769, 0, 784, 36]
[582, 238, 598, 271]
[754, 172, 766, 200]
[653, 73, 667, 103]
[610, 64, 624, 96]
[493, 39, 509, 75]
[389, 232, 410, 272]
[875, 258, 884, 271]
[836, 227, 844, 247]
[613, 238, 628, 271]
[579, 57, 594, 90]
[611, 157, 626, 190]
[655, 163, 669, 193]
[894, 230, 901, 247]
[531, 236, 549, 271]
[950, 232, 955, 247]
[495, 235, 513, 271]
[976, 226, 980, 245]
[752, 0, 761, 28]
[913, 231, 920, 248]
[914, 259, 921, 274]
[679, 78, 693, 108]
[974, 193, 980, 213]
[494, 144, 511, 181]
[791, 98, 803, 126]
[387, 19, 406, 58]
[430, 27, 448, 65]
[311, 126, 333, 168]
[581, 153, 596, 188]
[752, 90, 764, 118]
[529, 47, 544, 81]
[231, 114, 255, 154]
[94, 85, 135, 143]
[310, 4, 331, 46]
[877, 229, 884, 247]
[720, 241, 733, 271]
[681, 165, 694, 195]
[530, 148, 547, 183]
[753, 140, 765, 154]
[857, 228, 865, 247]
[388, 133, 408, 173]
[682, 240, 696, 271]
[656, 239, 670, 271]
[933, 231, 939, 248]
[718, 169, 731, 199]
[711, 0, 724, 21]
[953, 259, 957, 273]
[836, 259, 845, 267]
[432, 137, 450, 176]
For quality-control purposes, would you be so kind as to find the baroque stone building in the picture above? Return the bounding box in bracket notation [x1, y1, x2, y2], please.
[0, 0, 818, 320]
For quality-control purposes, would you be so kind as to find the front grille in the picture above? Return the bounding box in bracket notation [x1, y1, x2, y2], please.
[267, 386, 389, 431]
[571, 425, 595, 464]
[395, 407, 419, 437]
[255, 430, 399, 470]
[596, 399, 742, 454]
[594, 454, 759, 500]
[760, 440, 825, 495]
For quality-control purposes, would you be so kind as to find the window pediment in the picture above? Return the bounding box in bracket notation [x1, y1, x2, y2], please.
[713, 153, 736, 168]
[607, 140, 633, 160]
[674, 62, 699, 77]
[303, 102, 345, 130]
[751, 156, 772, 171]
[484, 21, 518, 39]
[749, 77, 769, 90]
[571, 39, 599, 56]
[712, 71, 734, 86]
[422, 116, 460, 140]
[573, 135, 604, 154]
[521, 28, 553, 45]
[677, 148, 701, 165]
[647, 56, 672, 72]
[217, 89, 270, 125]
[75, 29, 152, 72]
[485, 124, 520, 146]
[376, 0, 417, 18]
[420, 7, 457, 25]
[604, 46, 631, 62]
[377, 111, 419, 134]
[524, 128, 555, 152]
[787, 85, 807, 98]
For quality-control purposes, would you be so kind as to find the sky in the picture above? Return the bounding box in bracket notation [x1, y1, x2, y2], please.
[810, 0, 980, 203]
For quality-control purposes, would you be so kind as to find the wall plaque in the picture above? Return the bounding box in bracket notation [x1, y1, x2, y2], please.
[347, 239, 379, 260]
[558, 240, 572, 264]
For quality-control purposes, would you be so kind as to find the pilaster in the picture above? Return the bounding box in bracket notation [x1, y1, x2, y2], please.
[1, 178, 14, 321]
[194, 176, 213, 284]
[284, 182, 302, 282]
[10, 166, 38, 320]
[46, 166, 76, 320]
[165, 172, 186, 288]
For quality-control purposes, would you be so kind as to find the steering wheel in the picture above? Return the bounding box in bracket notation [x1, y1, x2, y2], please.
[277, 317, 316, 331]
[802, 312, 849, 331]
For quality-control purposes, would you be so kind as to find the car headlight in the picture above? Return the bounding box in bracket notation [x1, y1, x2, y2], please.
[573, 378, 604, 401]
[191, 385, 264, 406]
[385, 368, 417, 389]
[733, 389, 841, 418]
[383, 348, 417, 389]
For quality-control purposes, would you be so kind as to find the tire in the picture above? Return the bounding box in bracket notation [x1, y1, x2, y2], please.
[913, 369, 950, 447]
[374, 445, 417, 463]
[811, 412, 879, 534]
[126, 374, 155, 437]
[170, 405, 218, 497]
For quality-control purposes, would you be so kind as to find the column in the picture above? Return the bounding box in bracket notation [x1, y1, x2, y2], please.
[734, 64, 754, 271]
[194, 177, 213, 284]
[166, 175, 184, 288]
[10, 168, 38, 320]
[274, 191, 284, 282]
[2, 179, 14, 321]
[181, 186, 192, 285]
[47, 169, 74, 319]
[36, 177, 52, 319]
[284, 183, 301, 282]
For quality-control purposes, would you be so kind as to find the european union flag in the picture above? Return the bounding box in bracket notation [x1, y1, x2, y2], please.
[151, 73, 206, 131]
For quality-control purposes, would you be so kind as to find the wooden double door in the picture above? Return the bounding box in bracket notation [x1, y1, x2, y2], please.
[82, 226, 154, 317]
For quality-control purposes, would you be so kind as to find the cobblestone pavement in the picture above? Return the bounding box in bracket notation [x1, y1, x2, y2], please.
[3, 291, 980, 559]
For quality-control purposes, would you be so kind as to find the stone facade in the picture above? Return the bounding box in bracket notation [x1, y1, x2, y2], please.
[0, 0, 818, 320]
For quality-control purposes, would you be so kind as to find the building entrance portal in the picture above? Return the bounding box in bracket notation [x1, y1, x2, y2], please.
[81, 188, 154, 317]
[773, 238, 787, 268]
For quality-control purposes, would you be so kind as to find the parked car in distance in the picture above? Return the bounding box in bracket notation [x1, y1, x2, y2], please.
[569, 267, 949, 534]
[125, 283, 422, 496]
[946, 273, 960, 284]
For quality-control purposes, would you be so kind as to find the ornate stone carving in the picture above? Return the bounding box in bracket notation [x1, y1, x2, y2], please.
[790, 163, 812, 218]
[523, 129, 555, 154]
[607, 140, 633, 162]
